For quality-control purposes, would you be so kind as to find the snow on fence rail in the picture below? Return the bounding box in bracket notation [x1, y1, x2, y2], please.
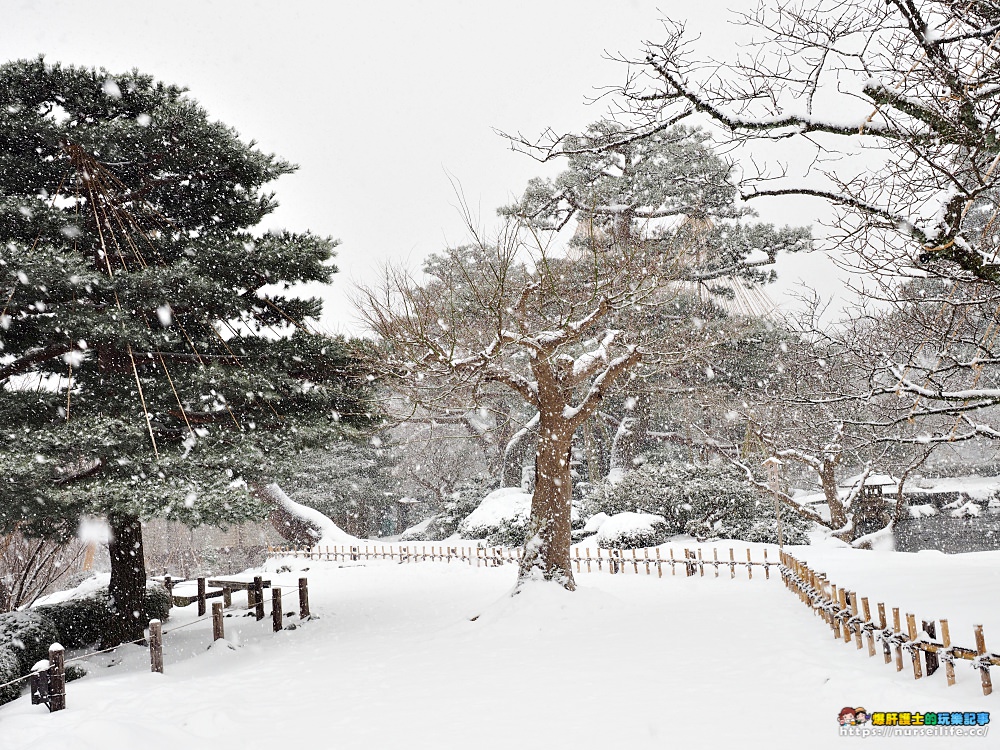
[780, 551, 998, 697]
[266, 544, 777, 579]
[0, 575, 312, 714]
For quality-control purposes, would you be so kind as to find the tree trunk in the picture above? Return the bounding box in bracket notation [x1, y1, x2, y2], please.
[501, 413, 538, 488]
[102, 512, 148, 649]
[820, 462, 849, 535]
[517, 420, 576, 590]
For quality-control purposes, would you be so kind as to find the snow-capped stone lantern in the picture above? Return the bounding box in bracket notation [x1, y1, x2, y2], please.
[762, 457, 783, 548]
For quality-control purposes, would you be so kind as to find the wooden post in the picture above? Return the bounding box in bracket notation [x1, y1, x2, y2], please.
[763, 548, 769, 579]
[586, 547, 592, 574]
[149, 619, 163, 674]
[830, 586, 842, 639]
[254, 576, 265, 621]
[974, 624, 993, 696]
[669, 548, 675, 576]
[940, 619, 956, 686]
[746, 549, 753, 580]
[247, 584, 256, 609]
[164, 575, 173, 608]
[272, 587, 283, 632]
[197, 577, 207, 617]
[861, 598, 875, 657]
[905, 613, 923, 679]
[696, 548, 703, 577]
[839, 589, 851, 643]
[212, 602, 225, 641]
[728, 548, 735, 579]
[878, 603, 891, 664]
[712, 548, 719, 578]
[299, 577, 310, 619]
[223, 587, 232, 609]
[922, 621, 939, 676]
[655, 548, 662, 578]
[48, 644, 66, 712]
[851, 593, 863, 649]
[892, 607, 904, 671]
[684, 548, 694, 577]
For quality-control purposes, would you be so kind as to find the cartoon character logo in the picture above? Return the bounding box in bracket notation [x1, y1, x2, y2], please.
[838, 707, 857, 726]
[854, 708, 869, 725]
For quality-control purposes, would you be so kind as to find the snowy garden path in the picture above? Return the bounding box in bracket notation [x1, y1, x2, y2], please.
[1, 557, 994, 749]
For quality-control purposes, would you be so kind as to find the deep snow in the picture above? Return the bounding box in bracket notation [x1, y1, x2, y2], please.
[1, 544, 996, 749]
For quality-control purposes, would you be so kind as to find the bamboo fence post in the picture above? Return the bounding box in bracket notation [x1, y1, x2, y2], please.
[48, 644, 65, 712]
[325, 545, 330, 561]
[877, 603, 891, 664]
[597, 547, 603, 573]
[212, 602, 225, 641]
[839, 589, 851, 643]
[728, 548, 735, 579]
[254, 576, 265, 621]
[922, 621, 940, 676]
[712, 548, 719, 578]
[669, 548, 675, 576]
[763, 549, 769, 580]
[861, 598, 875, 657]
[940, 619, 956, 686]
[643, 548, 651, 576]
[831, 585, 842, 639]
[149, 619, 163, 674]
[574, 548, 581, 573]
[746, 549, 753, 580]
[586, 547, 592, 574]
[632, 548, 639, 575]
[683, 548, 693, 577]
[905, 613, 923, 679]
[851, 594, 863, 650]
[655, 548, 662, 578]
[892, 608, 904, 671]
[197, 577, 207, 617]
[974, 625, 993, 696]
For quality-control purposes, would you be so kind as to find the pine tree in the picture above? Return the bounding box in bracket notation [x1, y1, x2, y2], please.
[0, 58, 375, 646]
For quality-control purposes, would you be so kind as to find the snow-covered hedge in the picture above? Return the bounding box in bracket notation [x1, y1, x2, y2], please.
[585, 459, 809, 545]
[595, 512, 669, 549]
[0, 609, 59, 704]
[36, 582, 171, 649]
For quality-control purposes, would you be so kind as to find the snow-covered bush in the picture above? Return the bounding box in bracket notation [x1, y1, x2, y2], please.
[595, 512, 669, 548]
[410, 474, 500, 541]
[0, 609, 59, 705]
[459, 488, 533, 546]
[36, 582, 171, 649]
[584, 459, 808, 545]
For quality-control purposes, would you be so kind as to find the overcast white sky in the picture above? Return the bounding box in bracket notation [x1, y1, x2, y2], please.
[3, 0, 841, 334]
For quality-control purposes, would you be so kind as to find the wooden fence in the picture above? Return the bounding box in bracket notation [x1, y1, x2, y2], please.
[780, 551, 998, 696]
[4, 576, 311, 713]
[267, 543, 776, 579]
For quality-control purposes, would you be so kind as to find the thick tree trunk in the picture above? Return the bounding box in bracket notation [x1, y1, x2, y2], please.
[517, 421, 576, 590]
[102, 512, 148, 649]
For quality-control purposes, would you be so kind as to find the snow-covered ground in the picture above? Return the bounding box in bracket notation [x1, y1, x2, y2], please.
[2, 544, 997, 749]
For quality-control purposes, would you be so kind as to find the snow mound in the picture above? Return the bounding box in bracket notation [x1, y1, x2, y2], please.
[596, 511, 668, 549]
[459, 487, 533, 544]
[907, 503, 938, 519]
[267, 483, 359, 545]
[582, 512, 609, 534]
